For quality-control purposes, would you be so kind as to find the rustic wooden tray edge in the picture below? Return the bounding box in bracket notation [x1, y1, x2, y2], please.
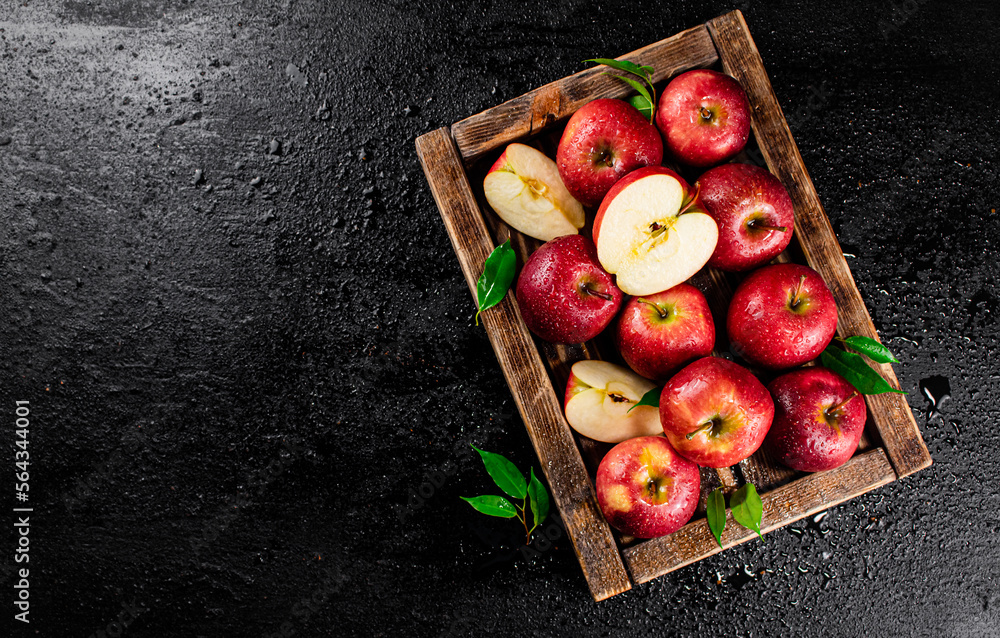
[416, 9, 931, 602]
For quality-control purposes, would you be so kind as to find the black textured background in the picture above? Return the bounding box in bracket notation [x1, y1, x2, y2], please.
[1, 1, 999, 636]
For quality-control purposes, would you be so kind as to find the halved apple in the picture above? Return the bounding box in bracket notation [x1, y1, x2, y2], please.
[483, 143, 585, 242]
[593, 166, 718, 296]
[563, 360, 661, 443]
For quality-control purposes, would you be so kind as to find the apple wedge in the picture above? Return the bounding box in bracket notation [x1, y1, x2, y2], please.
[593, 166, 718, 296]
[563, 360, 661, 443]
[483, 143, 585, 242]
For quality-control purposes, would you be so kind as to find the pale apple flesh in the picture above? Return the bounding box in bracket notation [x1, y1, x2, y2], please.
[594, 168, 718, 296]
[483, 143, 585, 242]
[563, 360, 661, 443]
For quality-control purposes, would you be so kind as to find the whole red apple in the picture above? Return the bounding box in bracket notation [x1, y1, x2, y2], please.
[596, 435, 700, 538]
[659, 357, 774, 468]
[593, 166, 718, 296]
[766, 367, 867, 472]
[696, 162, 795, 271]
[727, 263, 838, 369]
[556, 98, 663, 208]
[515, 234, 622, 344]
[614, 283, 715, 382]
[656, 69, 751, 168]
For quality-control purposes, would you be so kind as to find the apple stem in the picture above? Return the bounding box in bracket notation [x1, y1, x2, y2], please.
[699, 106, 713, 121]
[825, 391, 859, 417]
[581, 283, 614, 301]
[790, 274, 808, 309]
[636, 298, 669, 319]
[686, 419, 716, 441]
[747, 218, 788, 233]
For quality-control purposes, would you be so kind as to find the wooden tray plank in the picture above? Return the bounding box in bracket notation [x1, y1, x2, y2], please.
[415, 128, 631, 601]
[451, 24, 719, 166]
[706, 11, 931, 478]
[623, 447, 896, 583]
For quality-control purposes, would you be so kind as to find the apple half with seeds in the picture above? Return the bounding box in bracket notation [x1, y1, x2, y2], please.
[593, 166, 718, 296]
[483, 143, 585, 242]
[563, 360, 661, 443]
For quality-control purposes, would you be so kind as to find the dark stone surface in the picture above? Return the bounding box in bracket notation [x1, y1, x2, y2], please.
[1, 1, 998, 636]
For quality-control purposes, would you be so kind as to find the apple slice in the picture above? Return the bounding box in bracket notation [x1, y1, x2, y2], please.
[483, 143, 585, 242]
[563, 360, 661, 443]
[593, 166, 718, 296]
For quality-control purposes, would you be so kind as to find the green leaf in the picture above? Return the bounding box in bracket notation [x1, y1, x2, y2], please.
[821, 346, 906, 395]
[626, 94, 654, 122]
[584, 58, 651, 81]
[706, 489, 726, 549]
[840, 336, 900, 364]
[475, 239, 516, 325]
[731, 483, 763, 541]
[627, 386, 660, 413]
[528, 468, 550, 528]
[471, 445, 527, 499]
[604, 73, 654, 114]
[461, 495, 517, 518]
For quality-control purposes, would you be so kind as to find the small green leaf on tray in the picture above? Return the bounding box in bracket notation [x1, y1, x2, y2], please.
[731, 483, 763, 541]
[839, 335, 901, 364]
[475, 239, 516, 325]
[471, 445, 527, 499]
[706, 488, 726, 549]
[627, 386, 661, 413]
[461, 495, 517, 518]
[626, 94, 654, 122]
[583, 58, 652, 81]
[605, 74, 654, 114]
[528, 467, 550, 528]
[821, 346, 906, 395]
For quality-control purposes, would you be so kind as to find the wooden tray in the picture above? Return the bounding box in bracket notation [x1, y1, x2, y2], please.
[415, 10, 931, 601]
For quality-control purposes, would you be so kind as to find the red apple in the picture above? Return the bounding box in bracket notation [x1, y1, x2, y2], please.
[727, 263, 838, 369]
[556, 98, 663, 208]
[563, 360, 661, 443]
[596, 435, 700, 538]
[614, 283, 715, 382]
[656, 69, 751, 168]
[515, 235, 622, 344]
[483, 143, 585, 242]
[659, 357, 774, 468]
[593, 166, 718, 296]
[696, 162, 795, 271]
[766, 367, 867, 472]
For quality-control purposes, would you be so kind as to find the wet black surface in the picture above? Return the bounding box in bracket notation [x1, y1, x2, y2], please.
[1, 1, 999, 636]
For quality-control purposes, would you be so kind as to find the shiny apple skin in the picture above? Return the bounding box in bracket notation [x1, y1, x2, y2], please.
[659, 357, 774, 468]
[596, 436, 701, 538]
[556, 99, 663, 208]
[696, 162, 795, 271]
[515, 235, 622, 344]
[726, 263, 838, 369]
[656, 69, 751, 168]
[614, 284, 715, 382]
[766, 367, 867, 472]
